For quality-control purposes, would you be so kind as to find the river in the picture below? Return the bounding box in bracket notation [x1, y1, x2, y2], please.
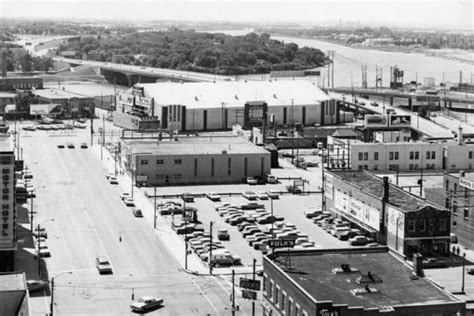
[215, 29, 474, 88]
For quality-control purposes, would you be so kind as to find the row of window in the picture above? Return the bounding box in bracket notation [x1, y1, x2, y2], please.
[264, 275, 308, 316]
[407, 218, 447, 233]
[156, 174, 182, 180]
[141, 159, 182, 165]
[358, 151, 437, 161]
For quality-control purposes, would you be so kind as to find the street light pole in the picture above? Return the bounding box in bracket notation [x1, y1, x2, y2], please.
[462, 253, 466, 293]
[30, 196, 34, 232]
[50, 271, 72, 316]
[209, 221, 214, 275]
[153, 187, 157, 229]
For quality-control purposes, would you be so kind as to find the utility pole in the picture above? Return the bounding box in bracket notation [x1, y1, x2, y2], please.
[90, 111, 94, 147]
[153, 187, 157, 229]
[184, 201, 188, 270]
[462, 253, 466, 293]
[231, 269, 236, 316]
[321, 149, 326, 212]
[30, 197, 34, 232]
[291, 98, 295, 164]
[252, 258, 256, 316]
[419, 168, 424, 197]
[209, 221, 213, 275]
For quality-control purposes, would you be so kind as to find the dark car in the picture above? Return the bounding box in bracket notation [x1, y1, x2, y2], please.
[132, 207, 143, 217]
[80, 143, 88, 149]
[286, 185, 302, 194]
[181, 193, 194, 203]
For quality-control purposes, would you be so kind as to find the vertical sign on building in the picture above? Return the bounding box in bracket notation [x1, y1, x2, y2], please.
[0, 153, 14, 248]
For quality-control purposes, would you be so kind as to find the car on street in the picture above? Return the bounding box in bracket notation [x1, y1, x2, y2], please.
[217, 229, 230, 240]
[132, 207, 143, 217]
[77, 118, 87, 123]
[38, 245, 51, 257]
[246, 177, 258, 185]
[108, 176, 118, 184]
[26, 280, 49, 292]
[349, 235, 372, 246]
[206, 192, 221, 201]
[57, 144, 65, 149]
[80, 143, 88, 149]
[105, 173, 115, 180]
[266, 190, 280, 199]
[123, 197, 135, 206]
[242, 191, 258, 200]
[338, 229, 362, 241]
[23, 126, 36, 131]
[256, 191, 269, 200]
[120, 192, 131, 200]
[181, 192, 194, 202]
[96, 256, 113, 274]
[370, 101, 379, 107]
[34, 227, 48, 238]
[66, 142, 75, 149]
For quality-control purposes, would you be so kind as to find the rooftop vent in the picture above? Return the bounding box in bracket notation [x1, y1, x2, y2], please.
[332, 264, 360, 274]
[356, 271, 383, 284]
[351, 284, 380, 296]
[194, 96, 199, 101]
[235, 95, 239, 100]
[273, 94, 277, 98]
[222, 150, 227, 154]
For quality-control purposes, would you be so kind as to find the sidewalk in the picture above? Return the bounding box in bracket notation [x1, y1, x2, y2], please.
[91, 141, 259, 276]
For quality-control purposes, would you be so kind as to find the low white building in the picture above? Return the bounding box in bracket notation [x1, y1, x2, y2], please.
[115, 81, 337, 131]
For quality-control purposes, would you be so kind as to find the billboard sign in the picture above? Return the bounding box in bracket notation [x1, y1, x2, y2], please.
[242, 289, 257, 300]
[244, 101, 268, 128]
[268, 239, 295, 248]
[239, 278, 261, 291]
[0, 154, 15, 249]
[459, 177, 474, 190]
[389, 115, 411, 127]
[135, 97, 152, 109]
[365, 115, 388, 128]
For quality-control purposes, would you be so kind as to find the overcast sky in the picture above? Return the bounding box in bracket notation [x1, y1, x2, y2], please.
[0, 0, 472, 30]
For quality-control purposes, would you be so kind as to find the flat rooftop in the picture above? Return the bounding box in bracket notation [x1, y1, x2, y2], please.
[135, 80, 331, 109]
[34, 88, 90, 100]
[270, 248, 458, 309]
[123, 136, 269, 155]
[0, 273, 26, 291]
[330, 170, 439, 213]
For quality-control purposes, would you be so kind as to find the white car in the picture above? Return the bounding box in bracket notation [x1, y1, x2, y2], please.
[105, 173, 115, 180]
[38, 245, 51, 257]
[130, 296, 164, 312]
[120, 192, 131, 200]
[266, 191, 280, 199]
[108, 176, 118, 184]
[256, 191, 269, 200]
[96, 256, 113, 274]
[246, 177, 258, 185]
[123, 197, 135, 206]
[206, 192, 221, 201]
[242, 191, 258, 200]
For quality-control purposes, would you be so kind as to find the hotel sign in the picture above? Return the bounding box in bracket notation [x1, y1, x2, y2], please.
[0, 154, 14, 248]
[459, 177, 474, 190]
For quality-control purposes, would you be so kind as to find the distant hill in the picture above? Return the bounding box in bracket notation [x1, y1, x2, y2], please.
[56, 30, 328, 75]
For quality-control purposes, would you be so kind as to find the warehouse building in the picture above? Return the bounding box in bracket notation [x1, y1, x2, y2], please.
[114, 81, 337, 131]
[262, 247, 465, 316]
[325, 170, 451, 258]
[33, 88, 95, 118]
[120, 135, 271, 186]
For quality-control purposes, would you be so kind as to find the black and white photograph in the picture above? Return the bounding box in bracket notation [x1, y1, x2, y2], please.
[0, 0, 473, 315]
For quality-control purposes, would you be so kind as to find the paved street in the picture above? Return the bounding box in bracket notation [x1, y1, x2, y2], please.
[17, 126, 247, 315]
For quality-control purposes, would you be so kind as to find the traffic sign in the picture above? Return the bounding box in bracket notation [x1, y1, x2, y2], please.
[239, 278, 261, 291]
[242, 289, 257, 300]
[268, 239, 295, 248]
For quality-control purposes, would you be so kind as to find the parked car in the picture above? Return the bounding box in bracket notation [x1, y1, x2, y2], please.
[181, 193, 194, 202]
[370, 101, 379, 107]
[23, 126, 36, 131]
[96, 256, 112, 274]
[132, 207, 143, 217]
[349, 235, 372, 246]
[242, 191, 258, 200]
[422, 257, 448, 268]
[120, 192, 131, 200]
[26, 280, 49, 292]
[80, 143, 88, 149]
[206, 192, 221, 202]
[66, 142, 75, 149]
[265, 175, 278, 184]
[266, 191, 280, 199]
[304, 208, 322, 219]
[108, 176, 118, 184]
[246, 177, 258, 185]
[123, 197, 135, 207]
[34, 227, 47, 238]
[286, 185, 302, 194]
[338, 229, 362, 241]
[256, 191, 269, 200]
[57, 144, 65, 149]
[130, 296, 164, 312]
[38, 245, 51, 257]
[217, 229, 230, 241]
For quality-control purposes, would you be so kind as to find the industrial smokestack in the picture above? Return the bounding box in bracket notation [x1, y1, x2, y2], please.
[382, 176, 389, 203]
[458, 126, 463, 145]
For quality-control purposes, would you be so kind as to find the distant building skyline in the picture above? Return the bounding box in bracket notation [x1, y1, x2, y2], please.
[0, 0, 472, 31]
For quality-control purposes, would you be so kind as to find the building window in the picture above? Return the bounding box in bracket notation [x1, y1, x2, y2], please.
[464, 208, 469, 219]
[395, 152, 399, 160]
[440, 218, 447, 231]
[156, 159, 164, 164]
[281, 291, 286, 311]
[275, 286, 279, 306]
[426, 151, 431, 160]
[389, 164, 399, 171]
[194, 158, 198, 177]
[358, 165, 363, 170]
[453, 201, 458, 215]
[228, 158, 231, 175]
[174, 174, 182, 179]
[408, 220, 415, 232]
[409, 164, 413, 170]
[364, 152, 368, 160]
[409, 151, 414, 160]
[262, 274, 266, 294]
[211, 158, 215, 177]
[453, 221, 457, 228]
[364, 165, 368, 170]
[140, 159, 148, 165]
[454, 183, 457, 193]
[419, 219, 426, 232]
[415, 151, 419, 159]
[358, 152, 363, 161]
[288, 298, 293, 316]
[374, 165, 378, 171]
[157, 174, 164, 180]
[174, 159, 182, 164]
[431, 151, 436, 159]
[445, 197, 450, 209]
[269, 280, 273, 300]
[445, 180, 449, 191]
[295, 304, 300, 316]
[374, 152, 379, 160]
[469, 151, 473, 159]
[389, 152, 394, 160]
[465, 188, 468, 199]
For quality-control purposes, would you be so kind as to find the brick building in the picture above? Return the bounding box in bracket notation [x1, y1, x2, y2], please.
[262, 247, 465, 316]
[325, 170, 451, 257]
